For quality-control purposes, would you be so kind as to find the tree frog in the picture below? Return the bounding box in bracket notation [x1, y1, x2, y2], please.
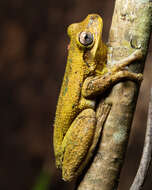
[53, 14, 142, 181]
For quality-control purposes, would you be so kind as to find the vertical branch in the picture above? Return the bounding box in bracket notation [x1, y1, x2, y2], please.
[130, 88, 152, 190]
[77, 0, 152, 190]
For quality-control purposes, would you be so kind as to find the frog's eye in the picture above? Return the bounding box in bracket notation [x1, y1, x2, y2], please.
[79, 31, 94, 46]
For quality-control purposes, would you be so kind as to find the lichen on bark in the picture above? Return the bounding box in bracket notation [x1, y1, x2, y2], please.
[77, 0, 152, 190]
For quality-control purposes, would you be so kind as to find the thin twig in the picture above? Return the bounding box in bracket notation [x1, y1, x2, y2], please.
[130, 88, 152, 190]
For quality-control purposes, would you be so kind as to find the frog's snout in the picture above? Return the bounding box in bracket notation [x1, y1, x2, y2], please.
[67, 23, 78, 38]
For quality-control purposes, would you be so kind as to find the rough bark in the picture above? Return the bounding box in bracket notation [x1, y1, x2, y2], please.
[77, 0, 152, 190]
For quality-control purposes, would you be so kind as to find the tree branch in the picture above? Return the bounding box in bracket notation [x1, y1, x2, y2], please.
[130, 88, 152, 190]
[77, 0, 152, 189]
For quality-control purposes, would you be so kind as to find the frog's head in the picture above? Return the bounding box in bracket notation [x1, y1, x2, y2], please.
[67, 14, 103, 59]
[67, 14, 105, 74]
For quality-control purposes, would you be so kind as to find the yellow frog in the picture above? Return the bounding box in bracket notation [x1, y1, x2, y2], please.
[53, 14, 142, 181]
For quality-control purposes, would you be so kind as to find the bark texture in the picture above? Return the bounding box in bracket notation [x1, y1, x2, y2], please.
[77, 0, 152, 190]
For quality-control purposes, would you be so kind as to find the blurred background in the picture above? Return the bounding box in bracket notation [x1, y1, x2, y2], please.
[0, 0, 152, 189]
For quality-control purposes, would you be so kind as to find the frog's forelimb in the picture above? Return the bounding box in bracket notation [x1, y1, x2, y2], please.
[82, 49, 143, 99]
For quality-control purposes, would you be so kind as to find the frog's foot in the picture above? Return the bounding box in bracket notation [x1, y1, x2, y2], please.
[115, 70, 143, 83]
[82, 70, 143, 99]
[110, 49, 143, 73]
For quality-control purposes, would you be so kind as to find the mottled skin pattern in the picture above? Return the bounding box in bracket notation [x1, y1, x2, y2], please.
[53, 14, 143, 181]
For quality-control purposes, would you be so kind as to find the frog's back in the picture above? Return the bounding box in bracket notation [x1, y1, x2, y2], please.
[53, 55, 86, 163]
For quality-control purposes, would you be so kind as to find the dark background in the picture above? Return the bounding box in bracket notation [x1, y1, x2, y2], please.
[1, 0, 152, 189]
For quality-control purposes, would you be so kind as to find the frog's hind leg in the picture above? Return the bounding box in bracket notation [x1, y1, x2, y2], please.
[62, 104, 111, 181]
[75, 102, 111, 178]
[61, 108, 96, 181]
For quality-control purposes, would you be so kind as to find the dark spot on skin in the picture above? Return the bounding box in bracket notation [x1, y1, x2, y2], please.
[63, 76, 69, 96]
[72, 104, 76, 109]
[85, 62, 90, 67]
[75, 71, 77, 74]
[68, 58, 72, 63]
[63, 86, 68, 96]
